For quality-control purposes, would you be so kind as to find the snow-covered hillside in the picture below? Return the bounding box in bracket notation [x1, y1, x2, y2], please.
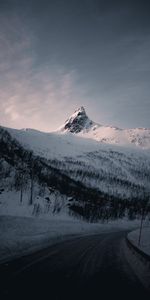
[59, 107, 150, 149]
[2, 123, 150, 201]
[0, 108, 150, 221]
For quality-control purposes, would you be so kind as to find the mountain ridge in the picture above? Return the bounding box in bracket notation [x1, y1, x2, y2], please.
[1, 106, 150, 149]
[58, 107, 150, 149]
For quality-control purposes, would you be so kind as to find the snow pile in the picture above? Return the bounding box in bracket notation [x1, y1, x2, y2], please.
[124, 225, 150, 291]
[128, 227, 150, 256]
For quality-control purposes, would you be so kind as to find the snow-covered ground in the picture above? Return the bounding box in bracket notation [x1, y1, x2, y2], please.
[0, 189, 69, 218]
[0, 215, 98, 263]
[0, 215, 139, 264]
[128, 227, 150, 256]
[3, 125, 150, 200]
[5, 125, 150, 161]
[124, 225, 150, 291]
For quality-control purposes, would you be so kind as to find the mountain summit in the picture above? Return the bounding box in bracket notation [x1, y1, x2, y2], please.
[59, 107, 150, 149]
[62, 106, 94, 133]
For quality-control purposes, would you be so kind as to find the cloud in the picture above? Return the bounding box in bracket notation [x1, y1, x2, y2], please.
[0, 14, 88, 131]
[0, 63, 83, 130]
[1, 6, 149, 130]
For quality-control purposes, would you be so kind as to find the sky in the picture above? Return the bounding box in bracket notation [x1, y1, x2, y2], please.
[0, 0, 150, 131]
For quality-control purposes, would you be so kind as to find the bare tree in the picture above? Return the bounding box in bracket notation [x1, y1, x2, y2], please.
[28, 151, 34, 205]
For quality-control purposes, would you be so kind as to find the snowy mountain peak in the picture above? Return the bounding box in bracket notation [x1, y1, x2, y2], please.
[61, 107, 94, 133]
[58, 107, 150, 149]
[75, 106, 86, 114]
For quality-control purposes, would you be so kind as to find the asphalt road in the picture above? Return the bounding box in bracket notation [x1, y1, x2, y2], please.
[0, 231, 149, 300]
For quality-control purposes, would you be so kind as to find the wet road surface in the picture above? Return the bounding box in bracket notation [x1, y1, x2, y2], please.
[0, 230, 149, 300]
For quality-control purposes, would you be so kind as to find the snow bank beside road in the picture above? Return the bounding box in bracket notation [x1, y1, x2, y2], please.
[125, 227, 150, 291]
[128, 227, 150, 256]
[0, 215, 138, 264]
[0, 215, 97, 263]
[0, 215, 113, 263]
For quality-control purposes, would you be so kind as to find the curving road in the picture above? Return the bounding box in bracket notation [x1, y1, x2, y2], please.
[0, 231, 149, 300]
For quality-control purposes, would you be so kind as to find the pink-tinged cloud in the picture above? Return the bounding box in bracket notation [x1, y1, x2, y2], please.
[0, 15, 88, 131]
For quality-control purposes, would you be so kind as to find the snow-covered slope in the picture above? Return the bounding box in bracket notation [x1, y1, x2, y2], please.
[59, 107, 150, 149]
[2, 123, 150, 200]
[0, 108, 150, 221]
[3, 123, 150, 161]
[3, 107, 150, 158]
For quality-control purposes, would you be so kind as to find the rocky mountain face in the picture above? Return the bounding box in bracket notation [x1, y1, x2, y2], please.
[62, 106, 93, 133]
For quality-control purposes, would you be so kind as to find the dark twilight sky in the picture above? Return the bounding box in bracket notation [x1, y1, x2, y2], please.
[0, 0, 150, 131]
